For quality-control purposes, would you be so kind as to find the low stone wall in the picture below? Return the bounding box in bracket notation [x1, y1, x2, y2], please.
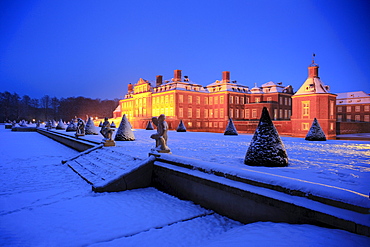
[37, 129, 99, 151]
[337, 122, 370, 135]
[151, 154, 369, 237]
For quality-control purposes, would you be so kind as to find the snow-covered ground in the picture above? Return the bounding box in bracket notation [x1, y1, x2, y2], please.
[0, 126, 369, 246]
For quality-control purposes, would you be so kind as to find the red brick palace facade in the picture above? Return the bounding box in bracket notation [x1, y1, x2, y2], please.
[111, 62, 370, 138]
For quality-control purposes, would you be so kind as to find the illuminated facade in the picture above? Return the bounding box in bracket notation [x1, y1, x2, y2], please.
[112, 62, 369, 137]
[114, 70, 294, 132]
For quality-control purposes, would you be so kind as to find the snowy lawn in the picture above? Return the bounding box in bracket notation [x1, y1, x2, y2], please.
[0, 126, 369, 246]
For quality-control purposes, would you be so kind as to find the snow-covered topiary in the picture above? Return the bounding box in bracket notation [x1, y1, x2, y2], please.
[176, 120, 187, 132]
[66, 119, 78, 132]
[51, 120, 57, 128]
[111, 121, 116, 128]
[305, 118, 327, 141]
[56, 119, 66, 130]
[224, 117, 238, 135]
[244, 107, 288, 167]
[99, 121, 103, 127]
[114, 114, 135, 141]
[146, 120, 154, 130]
[85, 117, 99, 135]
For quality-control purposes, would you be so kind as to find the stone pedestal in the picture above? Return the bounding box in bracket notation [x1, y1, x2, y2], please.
[103, 140, 116, 147]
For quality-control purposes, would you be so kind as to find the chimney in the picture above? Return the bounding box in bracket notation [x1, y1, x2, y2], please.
[308, 65, 319, 78]
[174, 70, 182, 82]
[156, 75, 163, 87]
[128, 83, 133, 93]
[222, 71, 230, 82]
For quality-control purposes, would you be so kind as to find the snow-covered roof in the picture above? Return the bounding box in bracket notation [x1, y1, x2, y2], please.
[113, 104, 121, 112]
[205, 80, 249, 93]
[336, 91, 370, 105]
[295, 77, 330, 95]
[261, 81, 285, 93]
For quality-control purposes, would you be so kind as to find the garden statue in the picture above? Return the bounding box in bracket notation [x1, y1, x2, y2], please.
[100, 117, 115, 146]
[151, 114, 170, 153]
[100, 117, 114, 141]
[75, 118, 86, 137]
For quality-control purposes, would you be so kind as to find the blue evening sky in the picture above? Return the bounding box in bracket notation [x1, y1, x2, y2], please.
[1, 0, 369, 100]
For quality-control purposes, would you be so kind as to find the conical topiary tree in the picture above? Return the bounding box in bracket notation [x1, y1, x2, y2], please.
[244, 107, 288, 167]
[176, 120, 186, 132]
[224, 117, 238, 135]
[51, 119, 57, 128]
[66, 119, 77, 132]
[114, 114, 135, 141]
[111, 121, 116, 128]
[146, 120, 154, 130]
[85, 117, 99, 135]
[56, 119, 66, 130]
[305, 118, 327, 141]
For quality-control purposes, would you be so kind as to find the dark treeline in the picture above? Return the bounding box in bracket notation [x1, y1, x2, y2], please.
[0, 91, 119, 122]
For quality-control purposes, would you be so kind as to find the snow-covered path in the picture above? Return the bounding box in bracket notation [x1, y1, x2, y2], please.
[0, 127, 369, 246]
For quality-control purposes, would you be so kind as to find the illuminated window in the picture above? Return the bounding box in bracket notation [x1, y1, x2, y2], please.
[240, 97, 244, 104]
[255, 98, 260, 103]
[204, 109, 208, 118]
[188, 95, 192, 104]
[188, 108, 192, 118]
[235, 97, 239, 104]
[165, 95, 169, 104]
[179, 95, 183, 103]
[302, 101, 310, 116]
[169, 108, 173, 116]
[355, 106, 361, 112]
[161, 96, 164, 104]
[230, 96, 233, 104]
[214, 122, 218, 127]
[215, 109, 218, 118]
[267, 97, 272, 102]
[188, 122, 192, 127]
[209, 97, 213, 105]
[252, 109, 257, 118]
[284, 109, 288, 119]
[165, 108, 168, 116]
[220, 109, 224, 118]
[215, 96, 218, 104]
[205, 97, 208, 105]
[210, 109, 213, 118]
[205, 122, 208, 127]
[209, 122, 212, 127]
[219, 122, 223, 128]
[196, 96, 200, 104]
[179, 108, 183, 118]
[274, 109, 277, 120]
[330, 123, 334, 130]
[240, 109, 244, 118]
[236, 109, 239, 118]
[279, 109, 282, 119]
[302, 123, 309, 130]
[245, 109, 250, 119]
[196, 109, 200, 118]
[220, 96, 224, 104]
[229, 109, 233, 118]
[330, 101, 334, 119]
[170, 95, 174, 103]
[196, 122, 201, 127]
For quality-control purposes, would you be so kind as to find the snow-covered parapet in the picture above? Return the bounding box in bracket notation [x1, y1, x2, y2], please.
[115, 114, 135, 141]
[244, 107, 288, 167]
[146, 121, 154, 130]
[224, 117, 238, 135]
[56, 119, 66, 130]
[85, 117, 99, 135]
[176, 120, 186, 132]
[305, 118, 327, 141]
